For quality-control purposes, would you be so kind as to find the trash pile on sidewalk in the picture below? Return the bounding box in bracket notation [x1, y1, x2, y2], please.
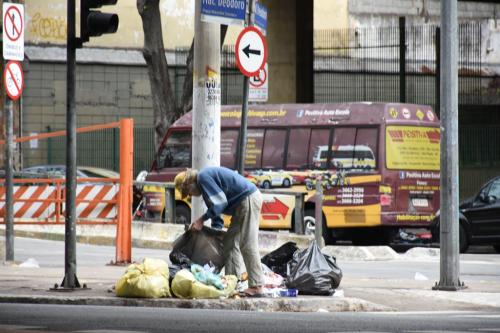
[115, 227, 342, 299]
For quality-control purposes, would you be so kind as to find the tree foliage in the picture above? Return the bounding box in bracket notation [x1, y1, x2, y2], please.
[137, 0, 227, 150]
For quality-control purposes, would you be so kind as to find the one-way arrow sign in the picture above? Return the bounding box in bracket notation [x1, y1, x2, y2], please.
[236, 26, 267, 77]
[243, 44, 261, 58]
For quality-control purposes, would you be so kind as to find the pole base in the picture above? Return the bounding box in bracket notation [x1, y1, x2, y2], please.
[432, 280, 467, 291]
[106, 260, 131, 266]
[49, 275, 90, 292]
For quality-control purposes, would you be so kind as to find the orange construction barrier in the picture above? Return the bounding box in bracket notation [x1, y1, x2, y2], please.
[0, 119, 134, 263]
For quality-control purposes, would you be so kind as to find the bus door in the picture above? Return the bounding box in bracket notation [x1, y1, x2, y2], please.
[324, 127, 381, 228]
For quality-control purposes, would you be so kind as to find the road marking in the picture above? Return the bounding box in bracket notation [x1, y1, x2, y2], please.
[457, 314, 500, 319]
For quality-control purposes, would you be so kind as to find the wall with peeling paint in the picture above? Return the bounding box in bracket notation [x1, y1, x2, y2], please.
[25, 0, 195, 48]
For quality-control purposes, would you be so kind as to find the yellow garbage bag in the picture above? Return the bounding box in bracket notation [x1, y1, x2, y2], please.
[171, 269, 237, 299]
[115, 258, 171, 298]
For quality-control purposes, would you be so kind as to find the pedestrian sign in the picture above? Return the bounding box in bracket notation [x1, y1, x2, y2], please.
[3, 3, 24, 61]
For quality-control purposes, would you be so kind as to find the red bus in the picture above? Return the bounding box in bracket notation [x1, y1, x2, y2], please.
[144, 102, 440, 245]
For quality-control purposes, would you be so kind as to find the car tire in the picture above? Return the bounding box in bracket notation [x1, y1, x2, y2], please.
[432, 220, 469, 253]
[175, 204, 191, 227]
[262, 180, 271, 189]
[459, 223, 469, 253]
[304, 208, 335, 245]
[283, 178, 291, 188]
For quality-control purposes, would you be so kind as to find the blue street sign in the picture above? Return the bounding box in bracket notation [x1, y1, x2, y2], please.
[255, 2, 267, 34]
[201, 0, 247, 26]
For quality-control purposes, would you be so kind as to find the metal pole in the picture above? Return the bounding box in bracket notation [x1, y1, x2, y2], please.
[435, 27, 441, 119]
[433, 0, 464, 291]
[315, 177, 324, 248]
[192, 0, 221, 222]
[4, 97, 14, 261]
[236, 0, 256, 175]
[62, 0, 79, 289]
[399, 16, 406, 103]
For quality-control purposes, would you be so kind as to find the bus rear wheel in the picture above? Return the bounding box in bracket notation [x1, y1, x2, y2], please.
[175, 204, 191, 227]
[304, 209, 335, 245]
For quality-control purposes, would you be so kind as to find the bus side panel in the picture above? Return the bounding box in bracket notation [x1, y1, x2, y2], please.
[323, 174, 382, 228]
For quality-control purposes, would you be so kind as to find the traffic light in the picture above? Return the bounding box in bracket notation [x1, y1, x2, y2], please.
[80, 0, 119, 44]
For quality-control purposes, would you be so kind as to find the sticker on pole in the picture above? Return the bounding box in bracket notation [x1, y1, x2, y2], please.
[3, 3, 24, 61]
[235, 26, 267, 77]
[4, 60, 24, 101]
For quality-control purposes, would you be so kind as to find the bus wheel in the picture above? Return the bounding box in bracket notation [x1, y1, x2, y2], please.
[175, 205, 191, 227]
[304, 209, 335, 245]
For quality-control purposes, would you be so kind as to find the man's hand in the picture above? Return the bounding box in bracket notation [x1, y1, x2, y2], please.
[190, 217, 204, 231]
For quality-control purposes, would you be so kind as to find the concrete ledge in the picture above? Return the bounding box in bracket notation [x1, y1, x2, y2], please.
[323, 245, 400, 261]
[0, 294, 393, 312]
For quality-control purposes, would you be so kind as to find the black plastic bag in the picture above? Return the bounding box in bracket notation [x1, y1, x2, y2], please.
[285, 241, 342, 295]
[261, 241, 299, 278]
[169, 226, 225, 272]
[168, 264, 182, 284]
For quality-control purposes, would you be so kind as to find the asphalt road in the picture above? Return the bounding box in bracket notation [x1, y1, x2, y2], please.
[1, 303, 500, 333]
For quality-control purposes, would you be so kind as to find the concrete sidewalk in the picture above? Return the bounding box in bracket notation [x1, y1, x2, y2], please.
[1, 223, 500, 313]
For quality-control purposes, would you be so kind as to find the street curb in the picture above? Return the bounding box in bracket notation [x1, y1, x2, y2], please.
[0, 294, 394, 312]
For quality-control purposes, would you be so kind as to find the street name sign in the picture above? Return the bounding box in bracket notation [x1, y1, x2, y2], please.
[3, 2, 24, 61]
[235, 26, 267, 77]
[4, 60, 24, 101]
[255, 2, 268, 35]
[201, 0, 246, 26]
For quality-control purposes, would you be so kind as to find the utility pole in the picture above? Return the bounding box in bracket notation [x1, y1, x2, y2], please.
[236, 0, 256, 175]
[191, 1, 221, 222]
[433, 0, 464, 291]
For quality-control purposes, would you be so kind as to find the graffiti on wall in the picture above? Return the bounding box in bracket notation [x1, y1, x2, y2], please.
[28, 12, 66, 41]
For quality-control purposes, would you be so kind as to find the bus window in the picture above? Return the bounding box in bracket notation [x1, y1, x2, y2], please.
[221, 130, 239, 169]
[158, 131, 191, 168]
[287, 128, 310, 169]
[354, 128, 378, 170]
[244, 129, 265, 169]
[330, 127, 356, 169]
[262, 129, 287, 169]
[309, 129, 330, 169]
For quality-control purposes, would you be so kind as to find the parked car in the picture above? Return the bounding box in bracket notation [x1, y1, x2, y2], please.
[431, 176, 500, 253]
[249, 170, 293, 189]
[21, 165, 120, 179]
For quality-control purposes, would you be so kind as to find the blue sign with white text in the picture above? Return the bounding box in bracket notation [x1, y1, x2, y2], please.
[255, 2, 268, 34]
[201, 0, 247, 26]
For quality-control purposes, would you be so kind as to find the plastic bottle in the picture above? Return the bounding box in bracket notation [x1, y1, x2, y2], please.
[279, 288, 298, 297]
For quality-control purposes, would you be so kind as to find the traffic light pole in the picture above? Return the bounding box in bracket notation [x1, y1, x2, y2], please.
[191, 1, 221, 223]
[433, 0, 465, 291]
[55, 0, 80, 290]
